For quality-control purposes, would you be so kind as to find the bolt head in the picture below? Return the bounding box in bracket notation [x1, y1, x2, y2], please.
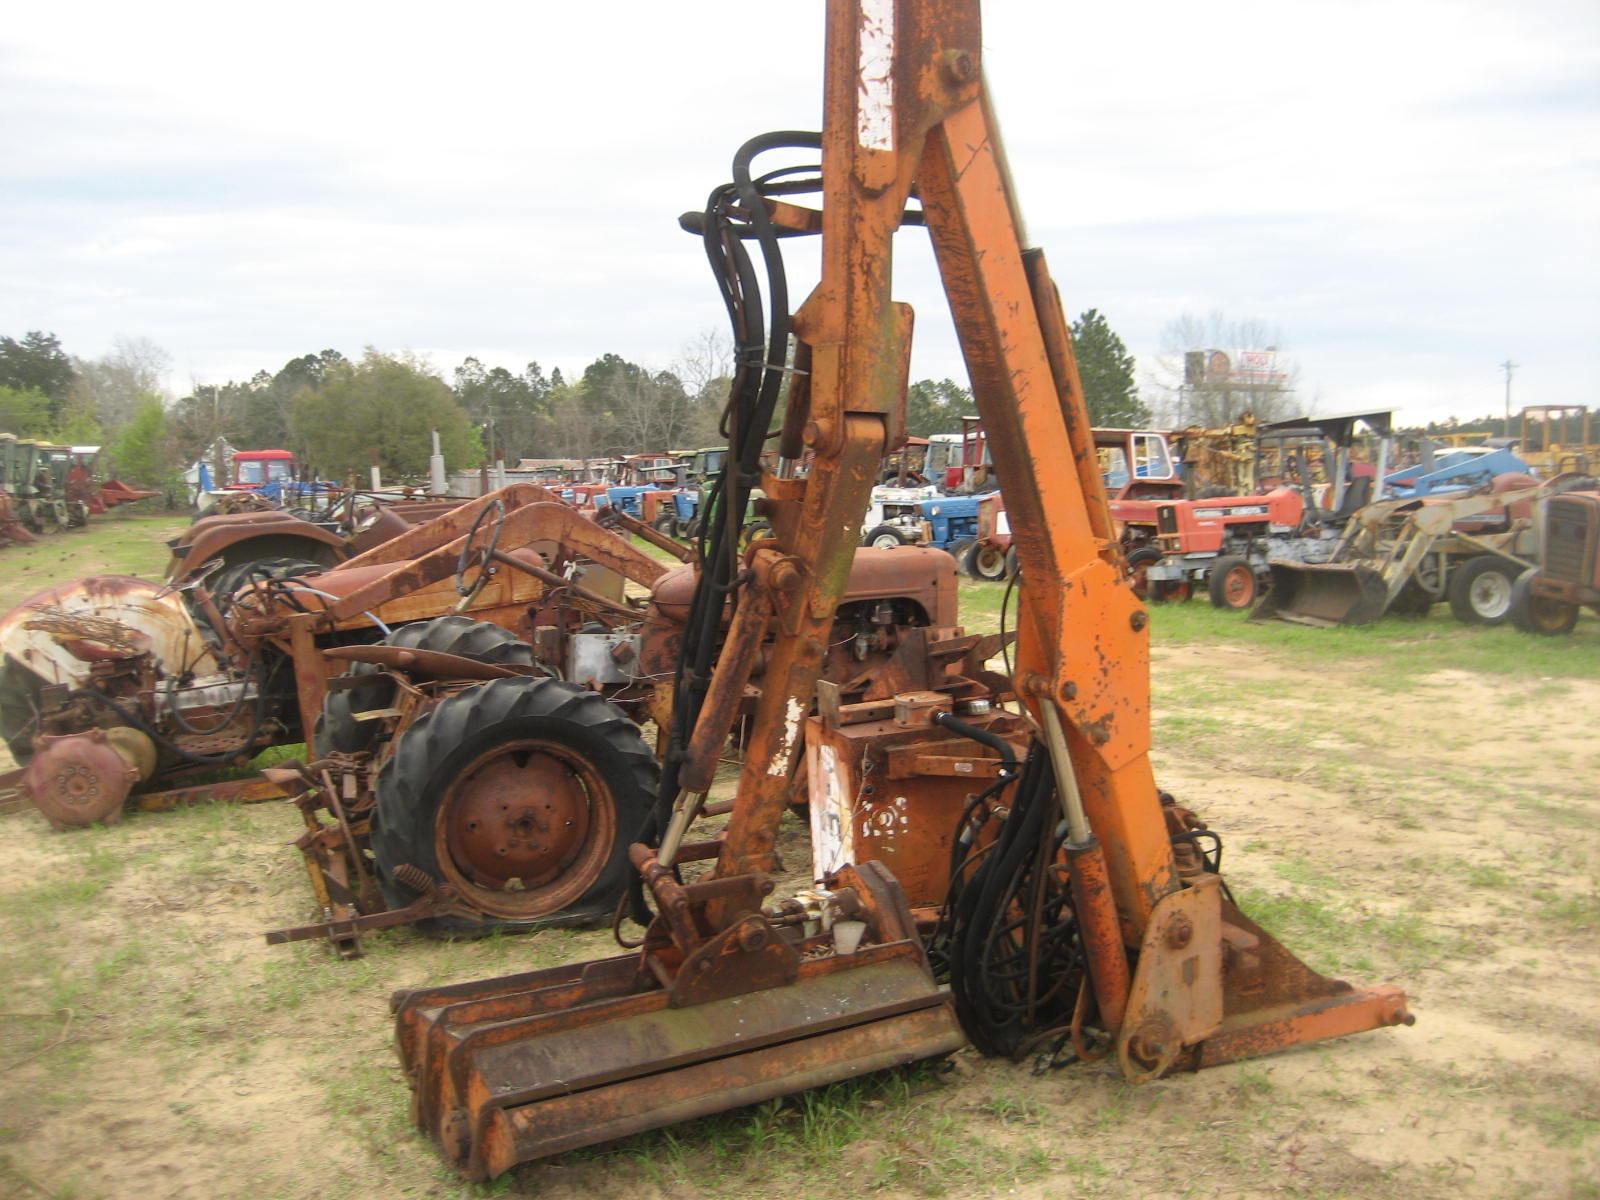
[942, 49, 977, 85]
[1166, 913, 1194, 950]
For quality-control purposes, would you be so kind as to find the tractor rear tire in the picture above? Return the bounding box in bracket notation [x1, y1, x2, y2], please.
[963, 540, 1010, 581]
[1207, 556, 1258, 610]
[370, 677, 656, 935]
[863, 524, 912, 550]
[947, 538, 975, 574]
[0, 661, 43, 762]
[1004, 545, 1019, 580]
[652, 512, 679, 538]
[1509, 568, 1579, 636]
[1447, 555, 1518, 625]
[317, 616, 536, 756]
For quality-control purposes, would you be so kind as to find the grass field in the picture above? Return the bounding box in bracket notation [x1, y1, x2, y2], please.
[1, 515, 1596, 1200]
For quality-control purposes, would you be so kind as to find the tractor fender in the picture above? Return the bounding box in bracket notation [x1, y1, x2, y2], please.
[167, 518, 346, 584]
[0, 575, 220, 695]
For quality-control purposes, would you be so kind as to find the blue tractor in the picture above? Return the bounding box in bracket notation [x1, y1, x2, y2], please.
[1385, 446, 1530, 498]
[861, 491, 984, 552]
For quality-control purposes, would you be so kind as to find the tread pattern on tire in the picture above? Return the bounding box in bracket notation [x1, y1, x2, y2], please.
[0, 661, 42, 761]
[1509, 566, 1579, 636]
[317, 616, 537, 756]
[369, 676, 657, 935]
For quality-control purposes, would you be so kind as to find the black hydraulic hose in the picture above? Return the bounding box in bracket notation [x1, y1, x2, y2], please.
[947, 746, 1051, 1053]
[161, 653, 263, 737]
[932, 710, 1019, 776]
[651, 133, 821, 836]
[624, 133, 825, 928]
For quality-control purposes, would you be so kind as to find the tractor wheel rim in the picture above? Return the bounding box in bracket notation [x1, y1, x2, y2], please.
[435, 737, 614, 919]
[1224, 566, 1253, 607]
[977, 547, 1005, 577]
[1532, 598, 1572, 631]
[1469, 573, 1511, 619]
[872, 534, 900, 549]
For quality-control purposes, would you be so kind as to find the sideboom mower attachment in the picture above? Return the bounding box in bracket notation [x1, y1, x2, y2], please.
[392, 861, 962, 1180]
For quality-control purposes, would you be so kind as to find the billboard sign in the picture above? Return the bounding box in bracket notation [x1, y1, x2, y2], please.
[1203, 349, 1288, 388]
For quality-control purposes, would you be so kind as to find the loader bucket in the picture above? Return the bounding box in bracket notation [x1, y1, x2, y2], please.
[1251, 562, 1390, 626]
[393, 904, 964, 1179]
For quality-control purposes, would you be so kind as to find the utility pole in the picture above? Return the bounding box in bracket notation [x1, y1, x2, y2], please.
[1500, 359, 1518, 441]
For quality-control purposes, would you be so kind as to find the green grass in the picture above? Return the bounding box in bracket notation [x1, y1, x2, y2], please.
[1146, 597, 1600, 678]
[1234, 885, 1456, 976]
[562, 1064, 1053, 1199]
[1516, 1102, 1600, 1148]
[1536, 890, 1600, 933]
[956, 570, 1600, 678]
[0, 511, 188, 611]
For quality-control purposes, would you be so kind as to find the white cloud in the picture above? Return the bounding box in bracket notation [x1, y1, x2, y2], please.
[2, 0, 1596, 426]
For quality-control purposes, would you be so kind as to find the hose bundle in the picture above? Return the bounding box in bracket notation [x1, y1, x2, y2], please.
[643, 132, 823, 851]
[939, 743, 1083, 1057]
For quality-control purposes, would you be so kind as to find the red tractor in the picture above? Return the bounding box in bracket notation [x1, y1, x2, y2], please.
[1510, 487, 1600, 634]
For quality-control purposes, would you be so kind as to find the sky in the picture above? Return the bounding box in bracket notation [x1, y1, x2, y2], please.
[2, 0, 1597, 427]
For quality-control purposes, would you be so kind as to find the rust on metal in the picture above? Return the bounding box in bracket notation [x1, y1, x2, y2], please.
[133, 774, 294, 812]
[22, 731, 138, 829]
[322, 645, 528, 682]
[380, 2, 1412, 1181]
[436, 738, 611, 917]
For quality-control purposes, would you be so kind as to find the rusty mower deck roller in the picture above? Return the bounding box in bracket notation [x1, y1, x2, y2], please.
[390, 0, 1410, 1180]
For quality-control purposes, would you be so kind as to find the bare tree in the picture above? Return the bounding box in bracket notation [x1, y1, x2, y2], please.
[548, 385, 604, 461]
[1145, 312, 1301, 427]
[69, 336, 173, 429]
[606, 368, 703, 453]
[674, 327, 734, 402]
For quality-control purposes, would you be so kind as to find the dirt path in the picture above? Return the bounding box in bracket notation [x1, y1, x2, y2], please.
[2, 628, 1595, 1199]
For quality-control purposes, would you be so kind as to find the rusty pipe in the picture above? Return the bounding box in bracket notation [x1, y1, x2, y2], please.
[1065, 837, 1129, 1032]
[677, 581, 773, 793]
[628, 844, 698, 947]
[488, 550, 635, 618]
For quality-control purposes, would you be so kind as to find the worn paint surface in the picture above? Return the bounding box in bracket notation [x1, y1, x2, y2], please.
[0, 575, 220, 689]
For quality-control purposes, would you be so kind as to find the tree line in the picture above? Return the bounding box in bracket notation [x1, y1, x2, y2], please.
[0, 307, 1250, 493]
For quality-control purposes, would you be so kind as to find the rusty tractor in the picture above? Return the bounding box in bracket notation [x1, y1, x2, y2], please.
[0, 485, 673, 829]
[1509, 484, 1600, 634]
[380, 1, 1412, 1182]
[264, 538, 1004, 956]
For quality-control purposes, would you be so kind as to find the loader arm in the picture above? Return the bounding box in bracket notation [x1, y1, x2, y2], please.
[391, 2, 1411, 1178]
